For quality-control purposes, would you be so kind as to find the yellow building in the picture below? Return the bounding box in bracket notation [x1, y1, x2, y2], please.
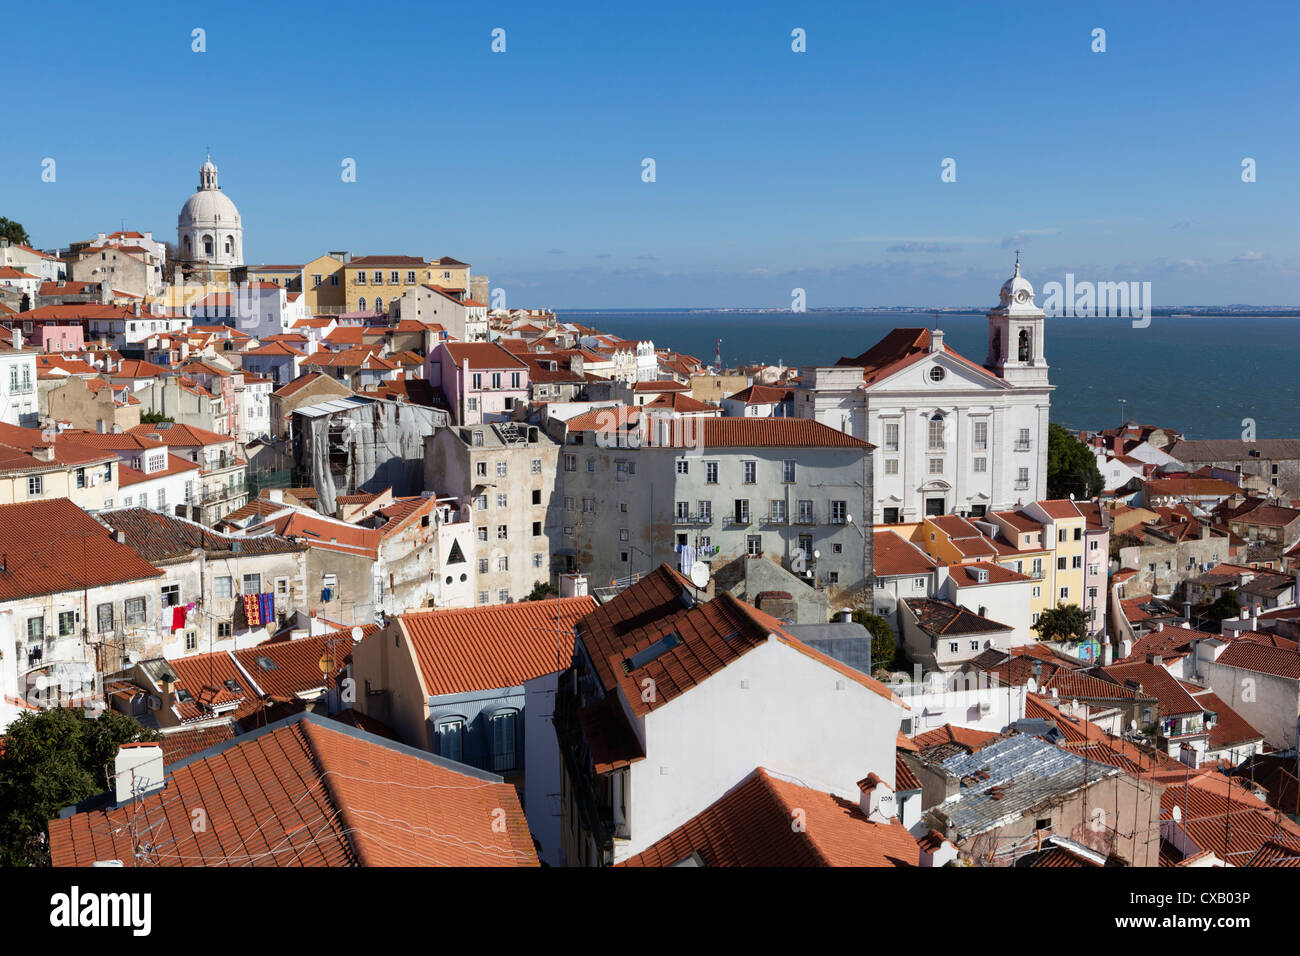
[300, 254, 348, 313]
[246, 264, 302, 291]
[986, 510, 1055, 624]
[342, 255, 471, 314]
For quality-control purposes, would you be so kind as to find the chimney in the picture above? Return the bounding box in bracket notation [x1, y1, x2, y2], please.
[1252, 604, 1260, 630]
[857, 774, 897, 823]
[1152, 654, 1163, 667]
[1239, 607, 1249, 620]
[269, 489, 283, 503]
[559, 572, 588, 597]
[114, 742, 164, 804]
[1155, 622, 1164, 632]
[929, 329, 944, 353]
[99, 282, 111, 305]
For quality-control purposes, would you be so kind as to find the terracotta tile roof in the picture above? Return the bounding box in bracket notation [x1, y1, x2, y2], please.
[577, 692, 645, 773]
[48, 713, 538, 866]
[0, 498, 163, 601]
[245, 341, 306, 357]
[1176, 682, 1263, 750]
[349, 254, 429, 266]
[127, 421, 230, 447]
[1152, 768, 1300, 866]
[904, 598, 1013, 636]
[993, 510, 1044, 534]
[912, 723, 1001, 754]
[1102, 662, 1203, 718]
[724, 384, 793, 405]
[116, 454, 201, 486]
[1035, 499, 1084, 520]
[158, 722, 238, 766]
[112, 359, 168, 378]
[946, 561, 1033, 586]
[895, 754, 922, 792]
[619, 767, 918, 867]
[632, 379, 690, 392]
[165, 653, 265, 723]
[1144, 476, 1242, 498]
[401, 596, 597, 695]
[441, 341, 528, 369]
[253, 511, 382, 559]
[233, 628, 373, 701]
[1214, 642, 1300, 679]
[272, 371, 330, 397]
[99, 508, 302, 561]
[643, 391, 717, 413]
[872, 530, 939, 576]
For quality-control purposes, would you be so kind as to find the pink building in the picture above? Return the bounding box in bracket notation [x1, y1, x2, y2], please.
[31, 324, 84, 352]
[427, 341, 529, 424]
[1078, 501, 1111, 639]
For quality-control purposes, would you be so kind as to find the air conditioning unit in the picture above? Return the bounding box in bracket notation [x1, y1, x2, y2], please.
[147, 694, 162, 711]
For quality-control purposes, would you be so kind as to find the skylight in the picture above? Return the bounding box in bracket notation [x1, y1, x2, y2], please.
[256, 656, 277, 670]
[623, 631, 683, 673]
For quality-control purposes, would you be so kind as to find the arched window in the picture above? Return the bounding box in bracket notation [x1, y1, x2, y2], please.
[183, 235, 192, 253]
[928, 412, 945, 450]
[373, 297, 383, 313]
[1018, 328, 1031, 362]
[224, 237, 232, 254]
[203, 235, 214, 256]
[357, 297, 367, 311]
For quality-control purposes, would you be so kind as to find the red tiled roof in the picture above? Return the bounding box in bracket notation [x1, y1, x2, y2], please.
[872, 531, 939, 576]
[401, 597, 597, 695]
[946, 561, 1033, 586]
[0, 499, 163, 601]
[233, 628, 376, 700]
[632, 379, 689, 392]
[441, 341, 528, 370]
[158, 722, 238, 766]
[895, 754, 922, 792]
[1102, 662, 1203, 717]
[912, 723, 1001, 753]
[127, 421, 230, 447]
[48, 714, 538, 867]
[619, 767, 919, 867]
[1214, 642, 1300, 680]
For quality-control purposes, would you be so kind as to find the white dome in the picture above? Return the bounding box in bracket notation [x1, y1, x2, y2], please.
[178, 188, 241, 229]
[999, 259, 1034, 304]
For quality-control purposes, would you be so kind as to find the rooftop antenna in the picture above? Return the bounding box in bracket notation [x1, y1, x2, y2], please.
[1119, 399, 1127, 424]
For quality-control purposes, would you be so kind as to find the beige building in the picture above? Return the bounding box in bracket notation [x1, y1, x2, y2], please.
[0, 424, 120, 511]
[424, 422, 561, 605]
[300, 253, 348, 313]
[45, 375, 142, 433]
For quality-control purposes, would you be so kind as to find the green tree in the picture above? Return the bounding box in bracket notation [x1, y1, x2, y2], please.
[139, 410, 174, 424]
[1032, 602, 1088, 643]
[1046, 423, 1104, 500]
[525, 580, 556, 601]
[851, 610, 897, 668]
[0, 707, 158, 867]
[1204, 588, 1242, 624]
[0, 217, 30, 246]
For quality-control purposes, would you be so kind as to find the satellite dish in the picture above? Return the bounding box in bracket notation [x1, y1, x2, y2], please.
[689, 561, 710, 589]
[351, 626, 363, 641]
[1026, 677, 1038, 694]
[813, 550, 820, 560]
[1130, 719, 1138, 731]
[1171, 805, 1182, 823]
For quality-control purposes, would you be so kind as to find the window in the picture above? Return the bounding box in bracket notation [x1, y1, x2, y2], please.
[929, 458, 944, 474]
[928, 415, 945, 450]
[472, 373, 483, 390]
[1057, 557, 1067, 570]
[125, 597, 146, 626]
[563, 496, 574, 512]
[185, 633, 197, 651]
[1072, 556, 1082, 569]
[582, 498, 595, 513]
[243, 573, 261, 593]
[478, 591, 489, 605]
[1059, 587, 1069, 600]
[478, 558, 489, 574]
[884, 423, 899, 451]
[1032, 586, 1041, 598]
[949, 642, 959, 653]
[705, 461, 718, 484]
[357, 297, 367, 311]
[1089, 539, 1099, 551]
[497, 461, 507, 477]
[76, 468, 85, 489]
[746, 535, 762, 557]
[372, 271, 383, 284]
[389, 271, 400, 284]
[973, 420, 988, 450]
[162, 584, 181, 607]
[476, 461, 488, 478]
[533, 553, 544, 568]
[491, 372, 502, 389]
[1016, 467, 1029, 488]
[312, 274, 322, 287]
[531, 489, 541, 505]
[742, 461, 756, 484]
[769, 500, 786, 523]
[830, 500, 847, 524]
[1073, 528, 1082, 541]
[676, 501, 690, 520]
[498, 588, 509, 602]
[530, 458, 542, 474]
[498, 556, 509, 571]
[474, 494, 488, 510]
[215, 576, 232, 599]
[698, 500, 712, 521]
[491, 711, 518, 771]
[796, 499, 814, 523]
[497, 525, 508, 539]
[97, 603, 113, 633]
[782, 460, 796, 483]
[676, 460, 689, 475]
[884, 459, 899, 475]
[330, 274, 339, 286]
[970, 640, 980, 651]
[27, 475, 42, 496]
[58, 611, 78, 636]
[406, 270, 416, 283]
[532, 521, 542, 537]
[438, 719, 465, 762]
[26, 616, 43, 642]
[1016, 428, 1031, 451]
[974, 457, 987, 473]
[619, 502, 628, 513]
[734, 499, 750, 524]
[218, 622, 232, 638]
[619, 529, 630, 541]
[929, 366, 946, 382]
[496, 493, 508, 509]
[587, 458, 595, 472]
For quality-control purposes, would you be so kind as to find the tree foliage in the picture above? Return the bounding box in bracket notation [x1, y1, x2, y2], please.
[0, 217, 30, 246]
[1205, 588, 1242, 624]
[525, 580, 556, 601]
[139, 410, 174, 424]
[852, 610, 897, 667]
[0, 707, 158, 867]
[1032, 602, 1088, 643]
[1046, 423, 1104, 500]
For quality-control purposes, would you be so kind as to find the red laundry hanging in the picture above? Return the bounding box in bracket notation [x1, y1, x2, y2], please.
[171, 606, 187, 632]
[243, 594, 261, 627]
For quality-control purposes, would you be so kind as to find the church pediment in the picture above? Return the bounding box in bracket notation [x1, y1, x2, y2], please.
[863, 348, 1011, 394]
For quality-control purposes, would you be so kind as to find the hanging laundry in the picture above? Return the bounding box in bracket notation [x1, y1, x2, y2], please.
[171, 606, 187, 632]
[679, 544, 697, 574]
[258, 592, 275, 625]
[243, 594, 261, 627]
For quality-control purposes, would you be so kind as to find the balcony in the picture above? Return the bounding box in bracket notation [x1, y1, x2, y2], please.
[1015, 441, 1032, 452]
[728, 514, 752, 527]
[794, 510, 817, 525]
[1014, 481, 1030, 490]
[764, 514, 788, 526]
[673, 512, 713, 526]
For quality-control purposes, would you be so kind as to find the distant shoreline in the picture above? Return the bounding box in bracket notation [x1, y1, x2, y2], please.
[558, 307, 1300, 318]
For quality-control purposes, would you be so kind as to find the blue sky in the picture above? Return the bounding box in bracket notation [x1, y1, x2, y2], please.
[3, 0, 1297, 307]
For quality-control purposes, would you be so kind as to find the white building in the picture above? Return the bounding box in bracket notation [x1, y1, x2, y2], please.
[177, 156, 243, 273]
[0, 333, 40, 426]
[794, 261, 1053, 522]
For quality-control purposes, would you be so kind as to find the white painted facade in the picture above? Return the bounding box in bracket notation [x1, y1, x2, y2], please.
[794, 266, 1053, 522]
[613, 635, 906, 862]
[0, 344, 39, 426]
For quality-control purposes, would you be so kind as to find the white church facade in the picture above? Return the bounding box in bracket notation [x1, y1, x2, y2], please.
[793, 260, 1053, 523]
